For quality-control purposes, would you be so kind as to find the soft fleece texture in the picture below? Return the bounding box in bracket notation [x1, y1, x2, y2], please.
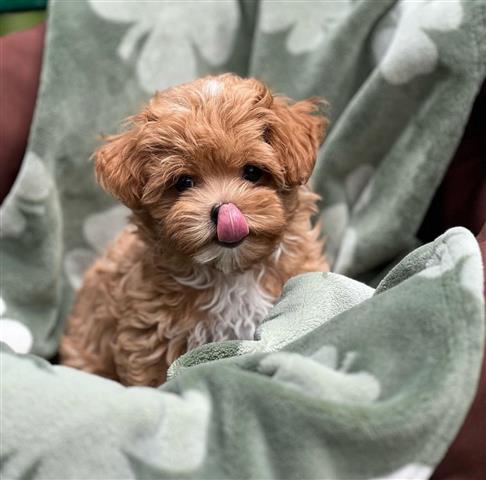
[2, 228, 485, 479]
[1, 1, 485, 479]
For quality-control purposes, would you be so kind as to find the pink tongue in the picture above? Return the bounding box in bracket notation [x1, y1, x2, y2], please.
[217, 203, 249, 243]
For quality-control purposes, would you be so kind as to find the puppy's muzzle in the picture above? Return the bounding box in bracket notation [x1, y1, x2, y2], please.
[211, 203, 249, 247]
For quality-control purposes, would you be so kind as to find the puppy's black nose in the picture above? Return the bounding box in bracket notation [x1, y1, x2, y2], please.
[210, 204, 220, 225]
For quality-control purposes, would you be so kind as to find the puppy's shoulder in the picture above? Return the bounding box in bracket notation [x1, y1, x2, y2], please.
[105, 224, 144, 264]
[84, 225, 145, 282]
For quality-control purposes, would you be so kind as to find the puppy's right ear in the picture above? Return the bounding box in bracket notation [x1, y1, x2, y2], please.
[94, 126, 144, 209]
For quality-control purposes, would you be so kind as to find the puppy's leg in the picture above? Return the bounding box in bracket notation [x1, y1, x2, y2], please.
[60, 261, 119, 381]
[112, 317, 187, 387]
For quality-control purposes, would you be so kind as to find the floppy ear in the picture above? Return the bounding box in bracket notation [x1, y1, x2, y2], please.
[94, 124, 145, 209]
[269, 96, 327, 187]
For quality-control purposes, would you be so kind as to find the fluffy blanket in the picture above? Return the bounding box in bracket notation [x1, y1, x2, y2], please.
[1, 0, 485, 478]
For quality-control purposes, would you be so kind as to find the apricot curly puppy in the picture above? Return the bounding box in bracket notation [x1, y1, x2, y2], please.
[60, 74, 328, 386]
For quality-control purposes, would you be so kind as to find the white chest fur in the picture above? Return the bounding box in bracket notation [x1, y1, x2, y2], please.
[174, 267, 274, 351]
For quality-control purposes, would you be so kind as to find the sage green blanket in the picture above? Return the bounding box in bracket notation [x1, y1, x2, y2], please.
[1, 1, 485, 479]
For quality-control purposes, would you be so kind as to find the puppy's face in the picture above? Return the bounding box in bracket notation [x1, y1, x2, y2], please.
[95, 75, 326, 273]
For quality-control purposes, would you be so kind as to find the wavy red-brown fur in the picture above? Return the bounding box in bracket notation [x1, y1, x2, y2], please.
[60, 74, 328, 386]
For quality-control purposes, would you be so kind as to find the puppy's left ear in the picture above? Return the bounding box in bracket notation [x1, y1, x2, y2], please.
[94, 124, 145, 209]
[269, 97, 327, 187]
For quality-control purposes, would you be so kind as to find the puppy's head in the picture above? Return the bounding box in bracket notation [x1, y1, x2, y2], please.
[95, 74, 327, 273]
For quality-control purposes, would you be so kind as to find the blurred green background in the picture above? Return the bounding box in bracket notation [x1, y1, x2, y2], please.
[0, 0, 46, 36]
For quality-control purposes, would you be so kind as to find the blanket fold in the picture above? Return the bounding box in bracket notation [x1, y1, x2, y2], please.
[2, 228, 484, 479]
[1, 0, 485, 478]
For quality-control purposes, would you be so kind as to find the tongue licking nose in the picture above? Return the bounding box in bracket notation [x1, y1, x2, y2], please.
[216, 203, 249, 244]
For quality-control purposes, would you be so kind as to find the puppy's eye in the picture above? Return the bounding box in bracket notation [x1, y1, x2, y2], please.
[242, 165, 263, 183]
[175, 175, 195, 192]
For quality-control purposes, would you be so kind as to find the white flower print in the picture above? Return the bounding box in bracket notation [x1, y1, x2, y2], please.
[64, 205, 130, 289]
[259, 345, 380, 404]
[0, 151, 52, 239]
[259, 0, 352, 55]
[372, 0, 463, 85]
[89, 0, 240, 93]
[0, 297, 33, 354]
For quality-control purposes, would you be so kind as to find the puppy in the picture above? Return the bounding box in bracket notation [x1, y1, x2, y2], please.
[60, 74, 329, 387]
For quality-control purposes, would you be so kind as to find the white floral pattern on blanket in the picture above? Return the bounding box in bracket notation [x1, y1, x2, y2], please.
[372, 0, 463, 85]
[64, 205, 130, 289]
[0, 297, 33, 354]
[259, 0, 351, 54]
[0, 151, 52, 239]
[371, 463, 432, 480]
[129, 390, 211, 472]
[320, 164, 375, 269]
[88, 0, 239, 93]
[259, 345, 381, 404]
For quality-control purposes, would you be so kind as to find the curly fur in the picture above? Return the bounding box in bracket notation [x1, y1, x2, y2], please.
[60, 74, 329, 386]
